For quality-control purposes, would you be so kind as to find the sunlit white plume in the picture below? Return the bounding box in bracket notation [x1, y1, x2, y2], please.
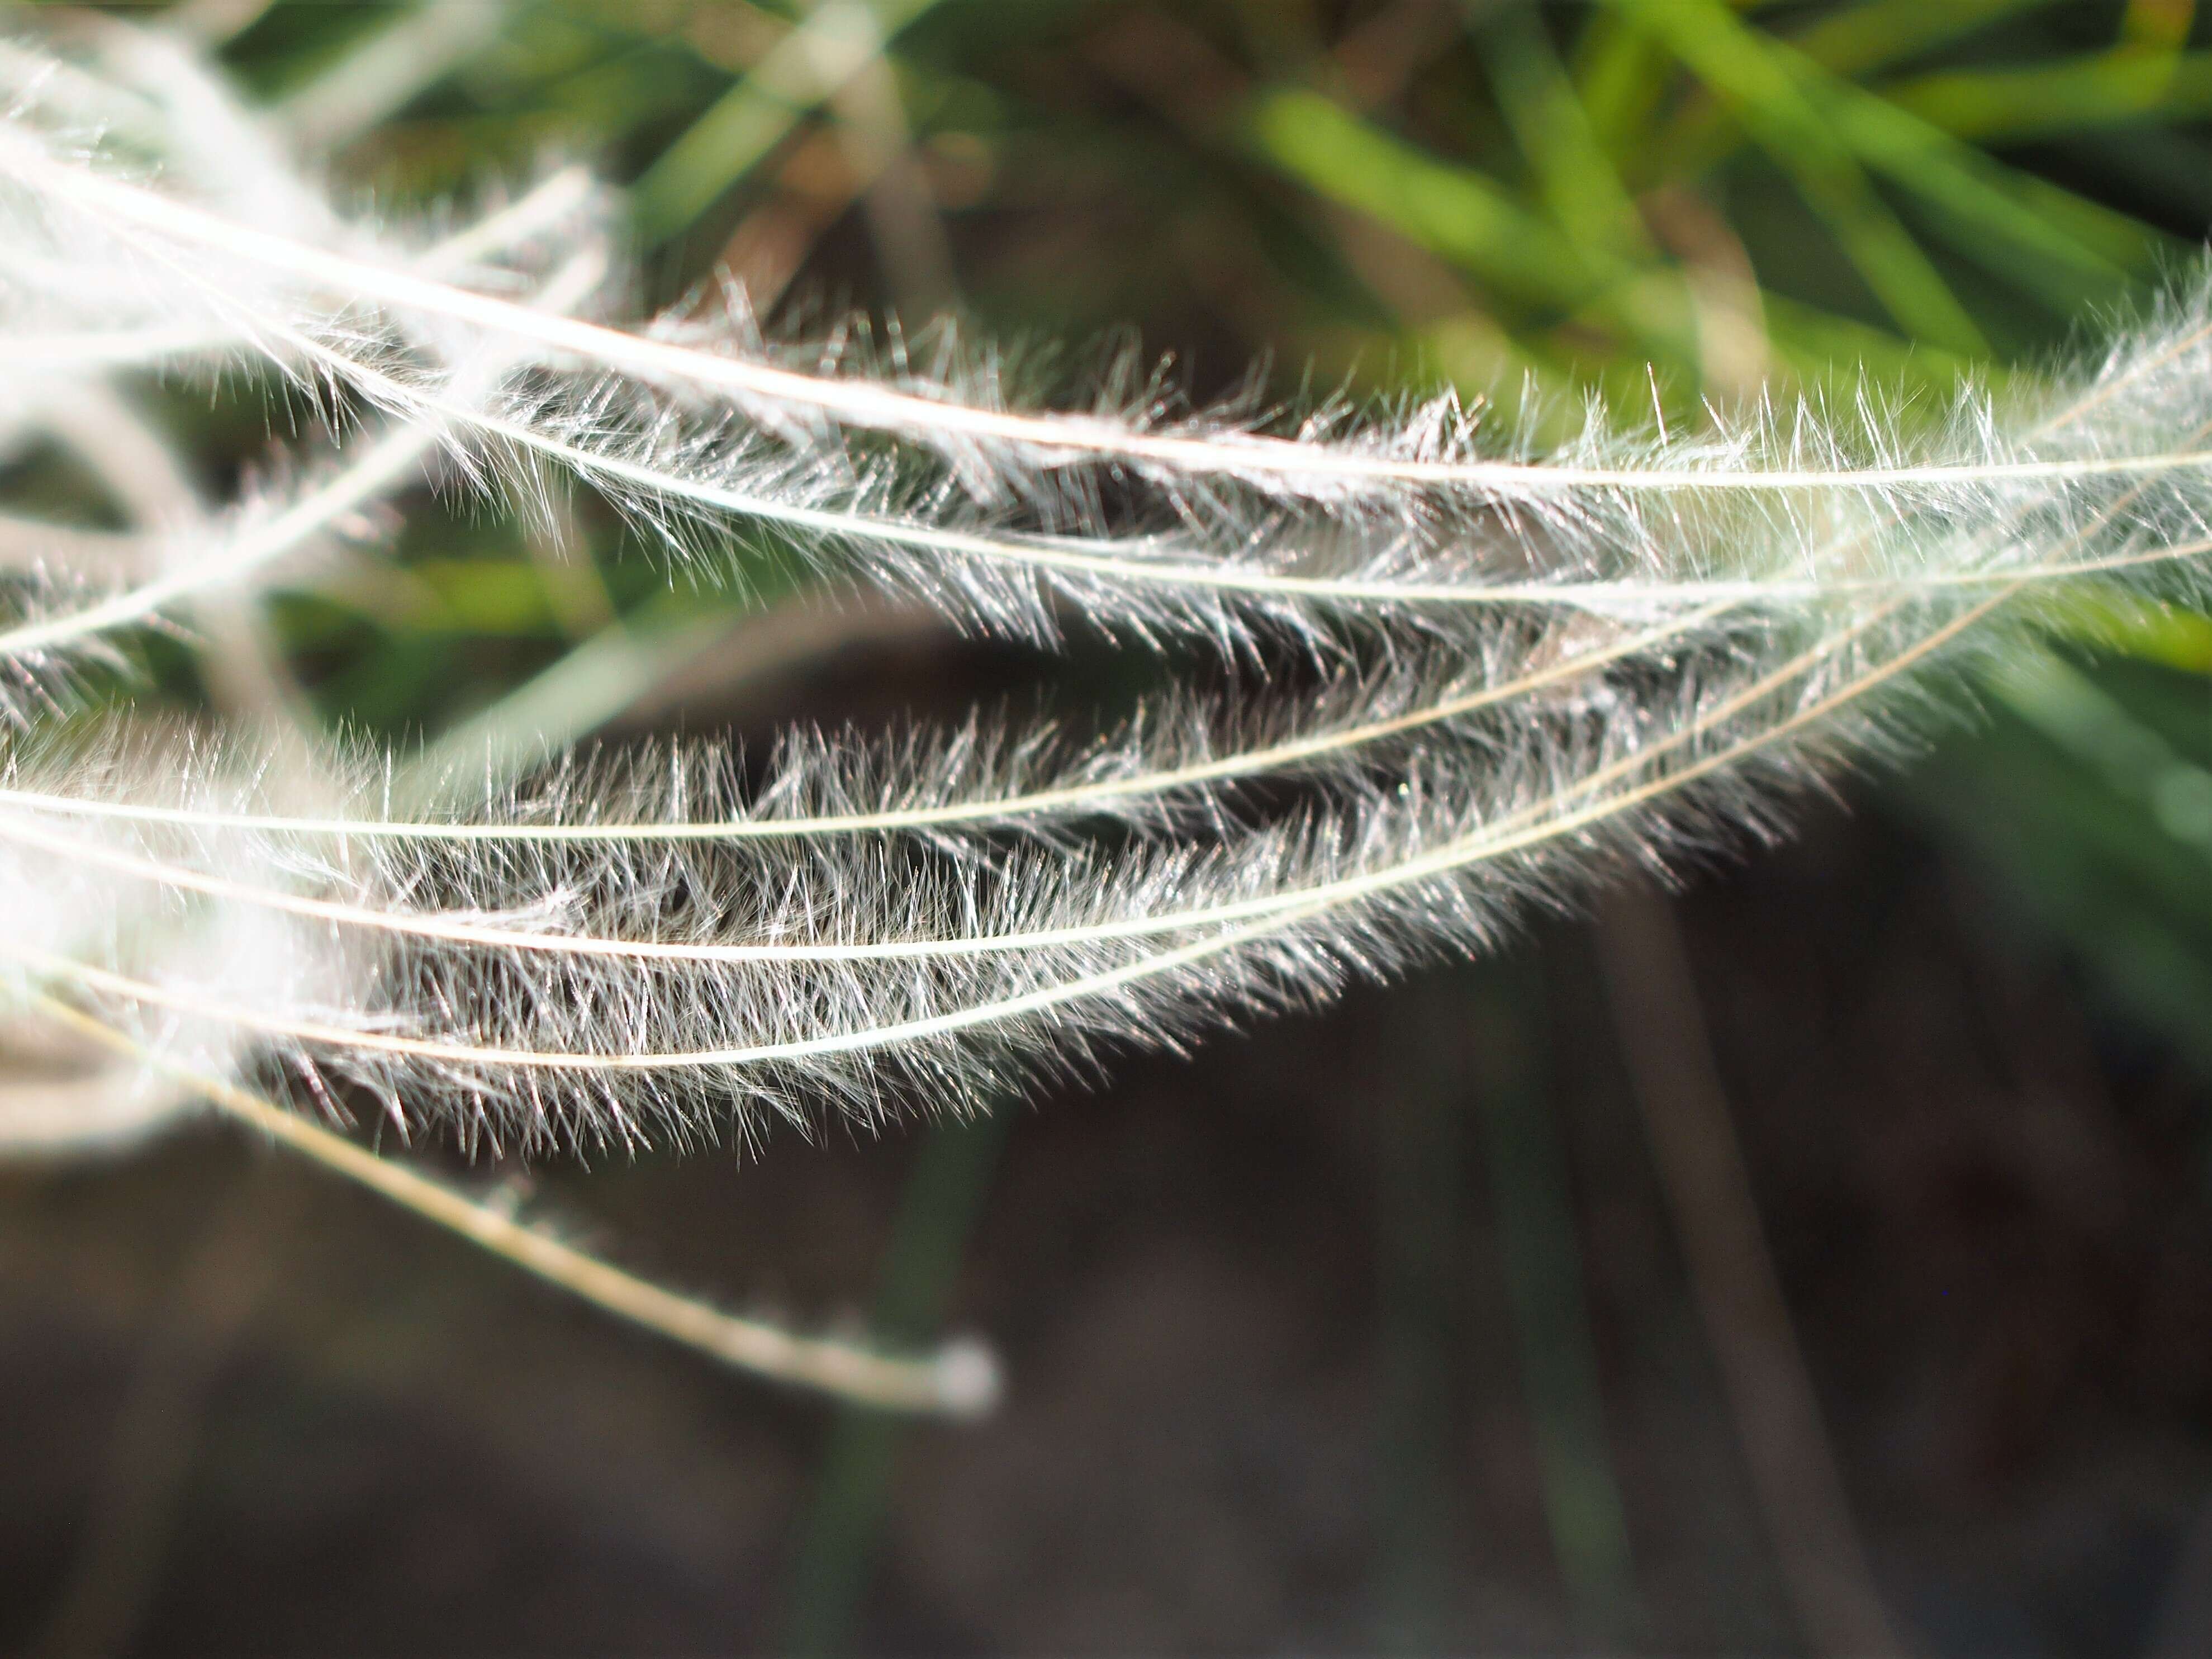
[4, 22, 2211, 1156]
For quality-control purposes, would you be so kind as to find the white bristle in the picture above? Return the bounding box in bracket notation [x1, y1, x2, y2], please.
[1, 25, 2206, 1160]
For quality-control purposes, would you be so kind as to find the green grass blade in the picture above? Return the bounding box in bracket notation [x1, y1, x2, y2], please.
[1242, 88, 1702, 372]
[1475, 6, 1652, 260]
[1612, 0, 1987, 355]
[1375, 982, 1470, 1653]
[1880, 49, 2212, 144]
[1781, 58, 2161, 307]
[1244, 87, 1593, 306]
[1243, 85, 1958, 394]
[1570, 9, 1674, 161]
[631, 0, 944, 247]
[1788, 0, 2057, 79]
[782, 1111, 1013, 1657]
[1471, 966, 1642, 1646]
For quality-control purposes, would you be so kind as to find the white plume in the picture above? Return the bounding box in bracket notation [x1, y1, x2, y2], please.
[3, 26, 2208, 1156]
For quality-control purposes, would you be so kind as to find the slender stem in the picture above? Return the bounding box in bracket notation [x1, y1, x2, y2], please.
[74, 280, 2212, 614]
[16, 143, 2212, 496]
[26, 993, 998, 1418]
[0, 603, 1721, 844]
